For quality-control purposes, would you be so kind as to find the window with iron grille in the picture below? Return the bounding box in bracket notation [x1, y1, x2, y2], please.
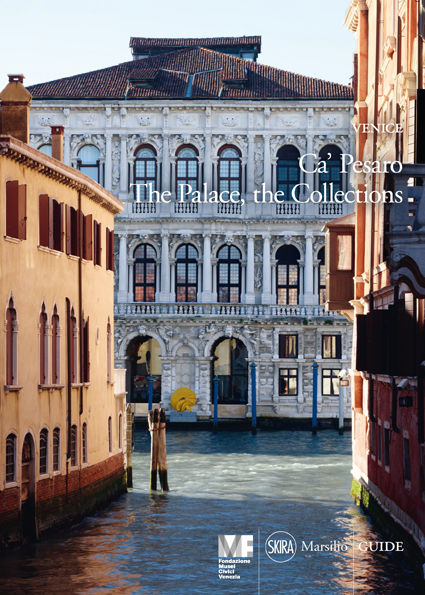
[53, 427, 60, 472]
[82, 422, 88, 464]
[6, 433, 16, 483]
[176, 244, 198, 302]
[322, 369, 340, 396]
[217, 245, 241, 303]
[134, 244, 156, 302]
[276, 245, 300, 305]
[218, 146, 241, 195]
[39, 428, 48, 474]
[279, 368, 298, 396]
[134, 146, 157, 200]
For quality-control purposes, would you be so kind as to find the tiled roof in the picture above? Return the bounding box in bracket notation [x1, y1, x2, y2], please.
[28, 47, 353, 100]
[129, 36, 262, 50]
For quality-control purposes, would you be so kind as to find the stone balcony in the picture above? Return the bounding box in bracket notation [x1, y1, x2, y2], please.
[386, 164, 425, 296]
[114, 302, 342, 320]
[117, 197, 349, 220]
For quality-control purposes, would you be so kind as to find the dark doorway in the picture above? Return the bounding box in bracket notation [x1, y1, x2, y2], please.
[21, 433, 36, 540]
[212, 338, 248, 404]
[126, 336, 162, 403]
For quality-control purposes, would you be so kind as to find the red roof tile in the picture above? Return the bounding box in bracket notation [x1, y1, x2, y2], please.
[28, 47, 353, 100]
[129, 36, 262, 50]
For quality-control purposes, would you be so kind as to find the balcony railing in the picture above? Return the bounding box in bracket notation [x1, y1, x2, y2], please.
[114, 302, 341, 319]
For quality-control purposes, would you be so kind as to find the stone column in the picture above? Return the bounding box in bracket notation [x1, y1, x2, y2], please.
[204, 134, 212, 190]
[128, 258, 134, 301]
[202, 234, 213, 302]
[119, 135, 128, 196]
[247, 134, 255, 195]
[118, 233, 128, 303]
[63, 132, 71, 166]
[245, 234, 255, 303]
[162, 134, 170, 193]
[159, 233, 171, 302]
[105, 133, 112, 191]
[303, 233, 314, 305]
[211, 258, 218, 301]
[170, 159, 176, 198]
[263, 134, 271, 191]
[261, 234, 273, 304]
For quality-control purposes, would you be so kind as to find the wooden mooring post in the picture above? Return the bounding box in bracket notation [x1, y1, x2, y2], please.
[148, 408, 169, 492]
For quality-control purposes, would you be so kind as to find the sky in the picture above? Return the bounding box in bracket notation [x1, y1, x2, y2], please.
[0, 0, 355, 87]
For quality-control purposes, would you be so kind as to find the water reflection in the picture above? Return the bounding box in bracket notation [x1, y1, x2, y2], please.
[0, 430, 420, 594]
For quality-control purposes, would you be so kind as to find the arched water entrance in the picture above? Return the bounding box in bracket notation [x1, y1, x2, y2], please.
[21, 433, 36, 540]
[211, 338, 248, 403]
[126, 336, 162, 403]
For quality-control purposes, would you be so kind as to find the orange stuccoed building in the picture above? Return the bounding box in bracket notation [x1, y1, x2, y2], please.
[326, 0, 425, 570]
[0, 75, 127, 548]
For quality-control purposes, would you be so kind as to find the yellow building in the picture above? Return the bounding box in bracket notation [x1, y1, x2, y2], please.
[0, 75, 126, 548]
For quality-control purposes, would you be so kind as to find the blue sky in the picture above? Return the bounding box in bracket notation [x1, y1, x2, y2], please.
[0, 0, 354, 87]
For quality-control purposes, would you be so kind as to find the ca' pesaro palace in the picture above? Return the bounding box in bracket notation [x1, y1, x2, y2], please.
[26, 35, 355, 424]
[326, 0, 425, 572]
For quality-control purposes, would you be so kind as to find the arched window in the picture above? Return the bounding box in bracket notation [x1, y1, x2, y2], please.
[276, 245, 300, 305]
[39, 304, 48, 385]
[6, 433, 17, 483]
[118, 413, 122, 450]
[6, 298, 17, 386]
[319, 145, 343, 193]
[53, 427, 60, 472]
[218, 146, 241, 195]
[318, 247, 326, 305]
[176, 146, 198, 197]
[108, 416, 112, 453]
[82, 422, 87, 464]
[77, 145, 101, 183]
[107, 319, 112, 382]
[51, 307, 60, 384]
[277, 145, 301, 200]
[70, 309, 77, 383]
[39, 428, 48, 474]
[134, 146, 157, 200]
[70, 424, 77, 467]
[212, 338, 248, 403]
[217, 245, 242, 303]
[39, 144, 52, 157]
[176, 244, 198, 302]
[134, 244, 156, 302]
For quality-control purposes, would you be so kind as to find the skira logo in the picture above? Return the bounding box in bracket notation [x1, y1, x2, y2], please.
[265, 531, 297, 563]
[218, 535, 253, 558]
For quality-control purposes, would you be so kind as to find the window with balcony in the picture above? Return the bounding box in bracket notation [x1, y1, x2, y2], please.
[319, 145, 343, 193]
[276, 245, 300, 305]
[217, 245, 241, 303]
[322, 368, 340, 396]
[176, 244, 198, 302]
[134, 244, 156, 302]
[277, 145, 300, 200]
[322, 335, 341, 359]
[77, 145, 101, 184]
[134, 145, 157, 200]
[176, 146, 198, 198]
[218, 146, 241, 195]
[279, 335, 298, 358]
[279, 368, 298, 396]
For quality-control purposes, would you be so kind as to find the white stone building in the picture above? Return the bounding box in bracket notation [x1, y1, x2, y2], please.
[28, 36, 354, 421]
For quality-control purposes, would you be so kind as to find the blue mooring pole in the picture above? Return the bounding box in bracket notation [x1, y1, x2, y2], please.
[250, 362, 257, 435]
[312, 362, 318, 434]
[213, 376, 219, 433]
[148, 375, 154, 411]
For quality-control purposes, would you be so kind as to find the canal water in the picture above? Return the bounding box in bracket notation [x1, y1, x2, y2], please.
[0, 429, 421, 594]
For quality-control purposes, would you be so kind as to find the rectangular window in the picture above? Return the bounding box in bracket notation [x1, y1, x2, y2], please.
[53, 428, 60, 472]
[83, 214, 93, 260]
[106, 227, 114, 271]
[65, 205, 80, 256]
[93, 220, 101, 265]
[336, 235, 352, 270]
[6, 181, 26, 240]
[39, 195, 63, 250]
[82, 317, 90, 383]
[384, 428, 390, 468]
[322, 335, 341, 359]
[403, 437, 411, 483]
[370, 422, 376, 456]
[322, 369, 340, 396]
[279, 368, 298, 396]
[70, 425, 77, 467]
[279, 335, 298, 358]
[377, 424, 382, 463]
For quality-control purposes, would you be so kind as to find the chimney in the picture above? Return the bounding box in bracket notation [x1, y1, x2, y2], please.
[51, 125, 64, 161]
[0, 74, 32, 143]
